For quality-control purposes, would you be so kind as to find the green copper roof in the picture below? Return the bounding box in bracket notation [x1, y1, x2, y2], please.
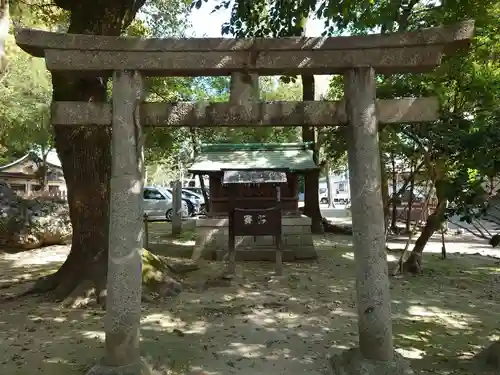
[200, 142, 313, 152]
[190, 143, 317, 172]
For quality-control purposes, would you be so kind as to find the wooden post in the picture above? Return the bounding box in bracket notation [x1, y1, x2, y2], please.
[101, 70, 145, 372]
[227, 208, 236, 275]
[172, 180, 182, 235]
[226, 183, 237, 273]
[344, 67, 393, 361]
[275, 186, 283, 276]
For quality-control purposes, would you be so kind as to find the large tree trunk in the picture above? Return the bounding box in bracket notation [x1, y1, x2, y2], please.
[28, 0, 145, 304]
[403, 199, 447, 274]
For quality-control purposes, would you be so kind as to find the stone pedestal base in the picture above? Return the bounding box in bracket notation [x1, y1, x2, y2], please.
[192, 215, 317, 261]
[328, 348, 415, 375]
[85, 358, 152, 375]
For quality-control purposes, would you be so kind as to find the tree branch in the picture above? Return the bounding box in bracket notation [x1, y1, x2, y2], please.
[449, 219, 489, 239]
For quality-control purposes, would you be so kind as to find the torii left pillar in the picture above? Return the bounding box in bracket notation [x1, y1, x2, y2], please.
[87, 70, 151, 375]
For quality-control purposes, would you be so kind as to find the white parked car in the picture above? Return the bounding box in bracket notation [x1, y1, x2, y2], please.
[143, 186, 189, 221]
[319, 191, 350, 206]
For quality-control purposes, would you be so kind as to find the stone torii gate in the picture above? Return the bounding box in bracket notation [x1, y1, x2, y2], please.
[15, 21, 473, 375]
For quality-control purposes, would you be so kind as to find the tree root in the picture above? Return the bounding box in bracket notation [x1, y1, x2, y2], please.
[402, 252, 422, 275]
[322, 218, 353, 235]
[474, 340, 500, 370]
[5, 249, 199, 308]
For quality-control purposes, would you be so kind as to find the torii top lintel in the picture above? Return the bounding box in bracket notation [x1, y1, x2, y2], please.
[15, 21, 474, 76]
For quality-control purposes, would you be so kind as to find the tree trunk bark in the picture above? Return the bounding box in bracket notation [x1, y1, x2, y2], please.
[39, 151, 50, 192]
[390, 154, 398, 231]
[325, 165, 333, 208]
[28, 1, 145, 304]
[403, 199, 447, 274]
[406, 162, 415, 232]
[198, 174, 210, 213]
[301, 74, 323, 233]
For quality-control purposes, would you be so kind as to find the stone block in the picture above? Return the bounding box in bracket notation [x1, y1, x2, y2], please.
[193, 215, 317, 261]
[327, 348, 415, 375]
[85, 357, 153, 375]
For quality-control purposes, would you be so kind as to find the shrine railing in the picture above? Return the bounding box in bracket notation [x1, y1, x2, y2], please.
[228, 206, 283, 275]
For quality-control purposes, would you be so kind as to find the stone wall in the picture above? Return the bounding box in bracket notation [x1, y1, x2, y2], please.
[192, 215, 317, 261]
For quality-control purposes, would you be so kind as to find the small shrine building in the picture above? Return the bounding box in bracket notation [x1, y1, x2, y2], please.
[189, 142, 318, 261]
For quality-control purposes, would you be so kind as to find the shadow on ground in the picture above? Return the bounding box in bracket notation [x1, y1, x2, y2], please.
[0, 233, 499, 375]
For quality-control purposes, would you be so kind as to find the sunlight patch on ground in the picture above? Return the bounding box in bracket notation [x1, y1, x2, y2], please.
[44, 357, 72, 364]
[471, 266, 500, 274]
[1, 235, 499, 375]
[142, 313, 181, 328]
[331, 344, 351, 350]
[405, 304, 478, 329]
[182, 320, 210, 334]
[81, 330, 105, 341]
[10, 254, 64, 266]
[386, 253, 398, 262]
[142, 312, 209, 334]
[235, 289, 262, 297]
[396, 347, 426, 359]
[170, 239, 195, 246]
[329, 308, 357, 318]
[0, 270, 53, 283]
[245, 309, 279, 326]
[188, 367, 220, 375]
[341, 252, 355, 260]
[52, 316, 68, 323]
[220, 343, 265, 358]
[397, 332, 429, 344]
[339, 251, 399, 262]
[4, 247, 67, 267]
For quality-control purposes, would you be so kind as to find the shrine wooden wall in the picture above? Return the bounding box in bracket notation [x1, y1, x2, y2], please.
[207, 172, 299, 216]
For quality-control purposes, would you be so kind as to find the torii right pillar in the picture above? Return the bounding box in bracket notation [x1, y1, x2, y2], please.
[330, 67, 408, 374]
[328, 26, 474, 375]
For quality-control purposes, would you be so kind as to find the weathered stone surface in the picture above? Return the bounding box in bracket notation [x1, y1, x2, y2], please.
[51, 97, 439, 127]
[20, 19, 473, 76]
[0, 184, 71, 249]
[344, 67, 393, 359]
[230, 71, 259, 104]
[85, 357, 152, 375]
[192, 215, 317, 262]
[43, 46, 446, 75]
[328, 348, 415, 375]
[15, 21, 473, 56]
[104, 70, 144, 368]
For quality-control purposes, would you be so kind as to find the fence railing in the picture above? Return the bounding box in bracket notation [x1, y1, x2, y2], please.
[17, 190, 68, 200]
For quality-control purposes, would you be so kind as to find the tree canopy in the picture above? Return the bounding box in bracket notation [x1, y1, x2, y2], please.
[1, 0, 499, 267]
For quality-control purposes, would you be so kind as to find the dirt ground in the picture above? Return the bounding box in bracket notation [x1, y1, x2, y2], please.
[0, 229, 499, 375]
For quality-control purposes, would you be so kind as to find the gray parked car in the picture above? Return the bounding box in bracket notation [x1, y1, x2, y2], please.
[143, 186, 189, 221]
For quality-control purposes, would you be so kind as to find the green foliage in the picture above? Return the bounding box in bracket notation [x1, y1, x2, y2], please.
[198, 0, 500, 226]
[145, 75, 304, 178]
[0, 34, 52, 164]
[2, 0, 498, 233]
